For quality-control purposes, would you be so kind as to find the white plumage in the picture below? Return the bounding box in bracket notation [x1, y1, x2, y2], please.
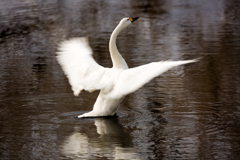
[56, 17, 200, 118]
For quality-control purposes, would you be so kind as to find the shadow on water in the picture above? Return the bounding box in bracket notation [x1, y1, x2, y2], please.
[60, 117, 139, 159]
[0, 0, 240, 159]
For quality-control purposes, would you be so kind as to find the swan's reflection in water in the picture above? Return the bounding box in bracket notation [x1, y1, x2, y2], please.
[61, 118, 140, 159]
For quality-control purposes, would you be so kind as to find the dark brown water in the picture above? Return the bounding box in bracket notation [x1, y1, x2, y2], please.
[0, 0, 240, 159]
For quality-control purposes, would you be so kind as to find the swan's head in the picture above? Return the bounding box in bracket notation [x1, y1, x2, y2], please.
[118, 17, 139, 29]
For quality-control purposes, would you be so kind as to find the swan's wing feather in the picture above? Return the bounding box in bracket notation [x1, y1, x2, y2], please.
[56, 37, 107, 96]
[116, 59, 200, 97]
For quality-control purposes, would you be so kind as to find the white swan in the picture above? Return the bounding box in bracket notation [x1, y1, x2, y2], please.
[56, 17, 200, 118]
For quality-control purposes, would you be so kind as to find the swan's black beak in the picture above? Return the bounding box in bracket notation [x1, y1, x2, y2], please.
[129, 17, 138, 23]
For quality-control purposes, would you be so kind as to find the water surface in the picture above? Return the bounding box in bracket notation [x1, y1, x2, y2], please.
[0, 0, 240, 159]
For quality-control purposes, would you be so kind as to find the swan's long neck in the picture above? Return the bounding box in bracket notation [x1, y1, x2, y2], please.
[109, 23, 128, 69]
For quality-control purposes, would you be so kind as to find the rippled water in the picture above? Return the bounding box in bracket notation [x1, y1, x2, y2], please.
[0, 0, 240, 159]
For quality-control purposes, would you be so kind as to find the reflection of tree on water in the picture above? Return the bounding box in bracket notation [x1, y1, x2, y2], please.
[61, 118, 140, 159]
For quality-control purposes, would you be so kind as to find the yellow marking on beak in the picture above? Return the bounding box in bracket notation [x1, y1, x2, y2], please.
[129, 18, 133, 22]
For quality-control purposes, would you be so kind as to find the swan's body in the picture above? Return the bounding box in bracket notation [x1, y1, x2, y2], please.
[56, 17, 200, 118]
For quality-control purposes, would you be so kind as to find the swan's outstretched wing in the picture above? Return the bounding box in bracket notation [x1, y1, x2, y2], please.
[115, 58, 200, 97]
[56, 37, 108, 96]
